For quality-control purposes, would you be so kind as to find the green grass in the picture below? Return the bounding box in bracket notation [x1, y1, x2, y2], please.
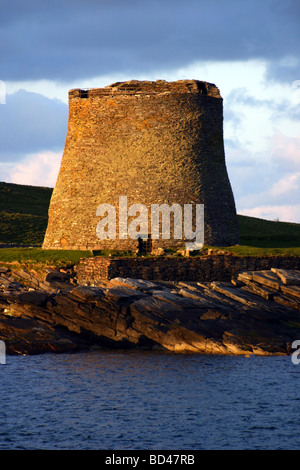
[0, 181, 52, 216]
[0, 181, 300, 265]
[0, 181, 53, 245]
[92, 249, 137, 258]
[0, 211, 49, 245]
[210, 245, 300, 257]
[238, 214, 300, 248]
[0, 247, 93, 268]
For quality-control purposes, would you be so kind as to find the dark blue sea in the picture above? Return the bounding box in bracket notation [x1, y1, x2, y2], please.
[1, 351, 300, 450]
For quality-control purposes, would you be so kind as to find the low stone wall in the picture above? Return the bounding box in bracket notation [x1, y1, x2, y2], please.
[75, 254, 300, 285]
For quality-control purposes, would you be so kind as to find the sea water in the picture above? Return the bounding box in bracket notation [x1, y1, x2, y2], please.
[0, 351, 300, 450]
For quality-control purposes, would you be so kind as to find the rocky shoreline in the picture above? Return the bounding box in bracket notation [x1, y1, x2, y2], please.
[0, 265, 300, 356]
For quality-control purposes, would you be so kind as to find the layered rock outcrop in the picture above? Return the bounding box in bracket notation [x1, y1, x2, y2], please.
[1, 265, 300, 356]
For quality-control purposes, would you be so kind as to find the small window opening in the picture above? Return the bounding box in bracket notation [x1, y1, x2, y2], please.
[80, 90, 89, 98]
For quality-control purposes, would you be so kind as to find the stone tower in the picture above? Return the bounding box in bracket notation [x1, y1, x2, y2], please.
[42, 79, 239, 251]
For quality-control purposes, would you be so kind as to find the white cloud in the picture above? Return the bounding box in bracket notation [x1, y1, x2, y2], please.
[270, 131, 300, 171]
[269, 172, 300, 197]
[241, 204, 300, 223]
[228, 127, 300, 223]
[6, 151, 62, 187]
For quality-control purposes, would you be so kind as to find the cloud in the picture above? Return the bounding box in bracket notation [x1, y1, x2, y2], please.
[241, 204, 300, 223]
[3, 151, 62, 187]
[269, 172, 300, 198]
[270, 132, 300, 172]
[1, 0, 300, 82]
[265, 56, 300, 84]
[229, 129, 300, 222]
[226, 86, 300, 124]
[0, 90, 67, 161]
[226, 87, 275, 109]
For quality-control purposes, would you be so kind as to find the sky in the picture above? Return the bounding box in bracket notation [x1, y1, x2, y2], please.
[1, 0, 300, 222]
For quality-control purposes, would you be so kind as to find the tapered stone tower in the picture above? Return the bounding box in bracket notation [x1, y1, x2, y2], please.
[42, 79, 239, 251]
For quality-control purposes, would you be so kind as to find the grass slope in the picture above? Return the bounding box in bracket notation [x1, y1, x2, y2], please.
[0, 181, 299, 265]
[0, 181, 52, 245]
[238, 214, 300, 248]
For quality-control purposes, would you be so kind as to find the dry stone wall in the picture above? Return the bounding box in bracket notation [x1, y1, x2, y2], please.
[43, 79, 239, 251]
[75, 255, 300, 284]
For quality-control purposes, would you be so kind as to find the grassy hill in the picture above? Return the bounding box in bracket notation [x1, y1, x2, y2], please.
[0, 181, 52, 245]
[0, 181, 299, 264]
[238, 214, 300, 248]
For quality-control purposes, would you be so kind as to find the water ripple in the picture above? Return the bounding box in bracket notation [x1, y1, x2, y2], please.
[0, 352, 300, 449]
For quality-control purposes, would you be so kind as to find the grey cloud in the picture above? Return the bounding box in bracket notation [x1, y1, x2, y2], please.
[223, 107, 243, 129]
[271, 103, 300, 122]
[0, 90, 68, 161]
[226, 87, 300, 123]
[1, 0, 300, 82]
[265, 59, 300, 85]
[226, 88, 274, 108]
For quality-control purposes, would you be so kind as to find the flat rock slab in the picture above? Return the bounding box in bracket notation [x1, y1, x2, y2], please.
[210, 282, 262, 308]
[201, 287, 243, 308]
[151, 290, 202, 309]
[109, 277, 158, 291]
[252, 271, 282, 290]
[271, 268, 300, 285]
[240, 280, 277, 300]
[237, 271, 254, 282]
[130, 296, 185, 321]
[104, 286, 147, 302]
[280, 284, 300, 300]
[178, 287, 215, 306]
[177, 281, 206, 292]
[70, 286, 104, 301]
[273, 294, 300, 311]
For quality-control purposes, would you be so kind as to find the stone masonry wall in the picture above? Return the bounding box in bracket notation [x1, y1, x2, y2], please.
[75, 255, 300, 285]
[43, 79, 239, 251]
